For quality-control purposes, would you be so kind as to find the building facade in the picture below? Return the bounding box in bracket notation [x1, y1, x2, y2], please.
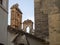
[8, 26, 49, 45]
[0, 0, 8, 45]
[34, 0, 49, 40]
[34, 0, 60, 45]
[48, 0, 60, 45]
[11, 4, 22, 30]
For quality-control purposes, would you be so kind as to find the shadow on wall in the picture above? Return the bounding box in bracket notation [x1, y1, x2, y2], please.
[26, 27, 30, 33]
[19, 43, 24, 45]
[0, 43, 4, 45]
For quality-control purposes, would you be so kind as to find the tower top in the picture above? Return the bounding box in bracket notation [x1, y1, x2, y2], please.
[11, 3, 19, 9]
[11, 3, 23, 14]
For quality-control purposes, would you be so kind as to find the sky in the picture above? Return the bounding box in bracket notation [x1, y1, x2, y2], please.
[8, 0, 34, 25]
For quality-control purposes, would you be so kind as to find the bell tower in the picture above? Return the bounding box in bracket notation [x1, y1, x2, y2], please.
[11, 4, 22, 30]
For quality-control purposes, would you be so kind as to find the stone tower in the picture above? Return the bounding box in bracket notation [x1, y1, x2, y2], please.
[34, 0, 60, 45]
[48, 0, 60, 45]
[34, 0, 49, 40]
[11, 4, 22, 30]
[0, 0, 8, 45]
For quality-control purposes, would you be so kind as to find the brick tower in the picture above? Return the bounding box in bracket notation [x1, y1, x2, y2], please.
[11, 4, 22, 30]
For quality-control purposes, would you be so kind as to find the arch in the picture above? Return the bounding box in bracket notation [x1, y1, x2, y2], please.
[26, 26, 30, 33]
[23, 19, 33, 34]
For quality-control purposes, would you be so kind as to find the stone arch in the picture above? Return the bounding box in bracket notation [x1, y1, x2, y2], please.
[26, 26, 30, 33]
[23, 19, 33, 34]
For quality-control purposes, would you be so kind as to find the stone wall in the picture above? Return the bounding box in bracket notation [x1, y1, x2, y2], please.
[0, 0, 8, 45]
[34, 0, 60, 45]
[49, 13, 60, 45]
[34, 0, 49, 39]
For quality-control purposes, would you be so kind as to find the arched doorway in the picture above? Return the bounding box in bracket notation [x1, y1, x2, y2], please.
[26, 27, 30, 33]
[23, 19, 33, 34]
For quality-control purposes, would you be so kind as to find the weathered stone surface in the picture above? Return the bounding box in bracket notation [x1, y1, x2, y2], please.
[0, 0, 8, 45]
[34, 0, 60, 45]
[49, 13, 60, 45]
[11, 4, 22, 30]
[34, 0, 49, 40]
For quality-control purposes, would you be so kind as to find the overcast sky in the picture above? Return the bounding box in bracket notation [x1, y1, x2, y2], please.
[8, 0, 34, 25]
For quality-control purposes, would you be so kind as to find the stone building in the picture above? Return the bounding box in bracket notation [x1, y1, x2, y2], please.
[8, 4, 23, 45]
[34, 0, 49, 40]
[11, 4, 22, 30]
[48, 0, 60, 45]
[8, 26, 49, 45]
[34, 0, 60, 45]
[0, 0, 8, 45]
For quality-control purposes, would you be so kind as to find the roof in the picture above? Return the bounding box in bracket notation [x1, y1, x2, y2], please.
[11, 3, 23, 14]
[7, 25, 49, 44]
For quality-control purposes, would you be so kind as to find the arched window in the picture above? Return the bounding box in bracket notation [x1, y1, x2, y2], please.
[26, 27, 30, 33]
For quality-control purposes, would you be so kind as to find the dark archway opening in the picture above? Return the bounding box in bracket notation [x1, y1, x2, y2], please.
[19, 43, 24, 45]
